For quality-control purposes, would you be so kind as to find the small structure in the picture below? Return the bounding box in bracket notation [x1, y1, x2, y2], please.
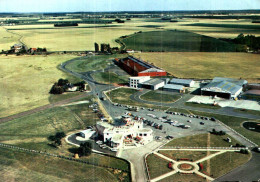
[79, 129, 96, 139]
[169, 78, 195, 87]
[129, 76, 150, 89]
[11, 43, 25, 53]
[163, 84, 185, 92]
[141, 78, 165, 90]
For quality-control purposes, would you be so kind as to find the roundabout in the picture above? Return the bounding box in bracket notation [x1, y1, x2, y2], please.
[242, 121, 260, 133]
[172, 161, 199, 173]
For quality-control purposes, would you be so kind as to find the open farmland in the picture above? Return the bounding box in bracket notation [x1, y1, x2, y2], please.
[0, 27, 20, 50]
[2, 18, 260, 51]
[0, 54, 80, 117]
[120, 30, 238, 52]
[133, 52, 260, 83]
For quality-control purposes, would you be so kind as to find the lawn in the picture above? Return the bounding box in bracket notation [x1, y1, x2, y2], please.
[0, 54, 81, 117]
[0, 97, 99, 152]
[133, 52, 260, 83]
[107, 88, 169, 110]
[185, 102, 221, 109]
[65, 54, 126, 73]
[158, 150, 216, 162]
[91, 71, 129, 84]
[160, 173, 207, 182]
[121, 30, 238, 52]
[164, 133, 241, 148]
[146, 154, 172, 179]
[201, 151, 251, 178]
[0, 147, 119, 182]
[140, 91, 181, 103]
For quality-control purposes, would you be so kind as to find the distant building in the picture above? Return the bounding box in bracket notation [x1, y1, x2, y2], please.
[11, 44, 25, 53]
[163, 84, 185, 92]
[169, 78, 195, 87]
[201, 77, 247, 99]
[141, 78, 165, 90]
[116, 56, 167, 77]
[79, 129, 96, 139]
[129, 76, 150, 89]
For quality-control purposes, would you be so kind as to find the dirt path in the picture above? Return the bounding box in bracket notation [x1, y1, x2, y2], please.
[0, 93, 90, 124]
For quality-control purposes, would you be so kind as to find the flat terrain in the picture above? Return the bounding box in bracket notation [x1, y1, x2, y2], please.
[140, 91, 181, 103]
[2, 18, 260, 51]
[201, 151, 251, 178]
[91, 72, 129, 84]
[160, 173, 207, 182]
[164, 133, 241, 148]
[133, 52, 260, 83]
[121, 30, 238, 52]
[0, 147, 119, 182]
[0, 27, 20, 50]
[0, 54, 80, 117]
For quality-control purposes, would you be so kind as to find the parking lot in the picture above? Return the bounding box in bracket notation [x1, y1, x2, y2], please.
[108, 103, 227, 142]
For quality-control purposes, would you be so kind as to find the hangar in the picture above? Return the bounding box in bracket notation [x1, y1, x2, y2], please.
[116, 56, 167, 77]
[201, 77, 247, 99]
[141, 79, 165, 90]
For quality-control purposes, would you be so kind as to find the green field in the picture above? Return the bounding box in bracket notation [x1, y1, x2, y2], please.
[201, 151, 251, 178]
[133, 52, 260, 83]
[91, 72, 129, 84]
[0, 147, 119, 182]
[0, 97, 99, 151]
[65, 54, 126, 73]
[0, 54, 83, 118]
[234, 108, 260, 116]
[107, 88, 169, 110]
[121, 30, 238, 52]
[164, 133, 241, 148]
[146, 154, 172, 179]
[160, 173, 207, 182]
[140, 91, 181, 103]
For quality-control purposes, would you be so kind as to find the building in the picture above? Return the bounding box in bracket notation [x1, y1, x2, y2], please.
[201, 77, 247, 99]
[169, 78, 195, 87]
[163, 84, 185, 92]
[129, 76, 150, 89]
[96, 116, 153, 149]
[79, 129, 96, 139]
[116, 56, 167, 77]
[141, 78, 165, 90]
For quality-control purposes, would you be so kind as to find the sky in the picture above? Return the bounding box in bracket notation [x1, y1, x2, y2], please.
[0, 0, 259, 13]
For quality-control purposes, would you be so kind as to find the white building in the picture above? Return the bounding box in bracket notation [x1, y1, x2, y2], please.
[79, 129, 96, 139]
[169, 78, 195, 87]
[96, 116, 153, 149]
[129, 76, 150, 89]
[141, 78, 165, 90]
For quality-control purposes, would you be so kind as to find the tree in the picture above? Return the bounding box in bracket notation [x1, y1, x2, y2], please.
[58, 79, 69, 86]
[94, 42, 99, 52]
[78, 142, 92, 156]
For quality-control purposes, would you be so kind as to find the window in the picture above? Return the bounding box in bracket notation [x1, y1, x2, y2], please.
[139, 133, 143, 136]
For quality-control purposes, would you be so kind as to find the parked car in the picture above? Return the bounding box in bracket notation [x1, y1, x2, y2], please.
[200, 122, 205, 125]
[166, 135, 174, 140]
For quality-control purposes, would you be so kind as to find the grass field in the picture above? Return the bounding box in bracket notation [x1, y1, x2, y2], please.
[3, 18, 260, 51]
[201, 151, 251, 178]
[0, 147, 119, 182]
[185, 102, 221, 109]
[0, 27, 20, 50]
[234, 108, 260, 116]
[160, 173, 207, 182]
[91, 72, 129, 84]
[0, 97, 99, 151]
[133, 52, 260, 83]
[140, 91, 181, 103]
[65, 54, 126, 73]
[107, 88, 169, 110]
[158, 150, 216, 161]
[164, 133, 241, 148]
[146, 154, 172, 179]
[121, 30, 238, 52]
[0, 54, 81, 117]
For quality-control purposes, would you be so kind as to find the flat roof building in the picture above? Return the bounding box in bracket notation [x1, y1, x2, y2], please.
[201, 77, 247, 99]
[169, 78, 195, 87]
[163, 84, 185, 92]
[141, 78, 165, 90]
[129, 76, 150, 89]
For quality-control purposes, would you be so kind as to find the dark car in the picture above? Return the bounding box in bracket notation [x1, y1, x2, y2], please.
[200, 122, 205, 125]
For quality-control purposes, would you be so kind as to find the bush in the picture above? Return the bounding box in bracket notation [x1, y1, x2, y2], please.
[78, 142, 92, 157]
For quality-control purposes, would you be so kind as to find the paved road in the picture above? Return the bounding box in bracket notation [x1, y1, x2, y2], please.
[214, 151, 260, 182]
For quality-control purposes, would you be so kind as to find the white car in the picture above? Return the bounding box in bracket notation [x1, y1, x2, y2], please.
[187, 120, 192, 123]
[110, 148, 118, 152]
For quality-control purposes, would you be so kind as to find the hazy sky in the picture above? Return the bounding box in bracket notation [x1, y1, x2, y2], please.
[0, 0, 259, 12]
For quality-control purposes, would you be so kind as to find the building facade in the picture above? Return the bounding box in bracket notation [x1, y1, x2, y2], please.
[129, 76, 150, 89]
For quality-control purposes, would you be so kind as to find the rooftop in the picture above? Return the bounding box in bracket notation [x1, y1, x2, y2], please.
[164, 84, 184, 90]
[202, 80, 242, 95]
[140, 68, 165, 73]
[212, 77, 247, 86]
[142, 78, 164, 86]
[170, 78, 194, 85]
